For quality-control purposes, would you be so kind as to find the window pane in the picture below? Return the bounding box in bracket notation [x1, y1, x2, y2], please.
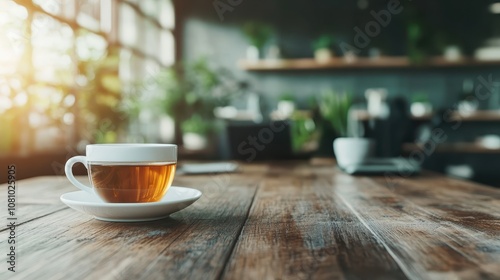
[76, 30, 107, 61]
[100, 0, 112, 33]
[160, 31, 175, 66]
[77, 0, 100, 22]
[0, 1, 28, 76]
[29, 84, 65, 113]
[33, 0, 76, 21]
[76, 0, 101, 32]
[141, 0, 158, 18]
[143, 59, 160, 80]
[124, 0, 140, 5]
[144, 20, 159, 57]
[28, 84, 74, 152]
[119, 3, 138, 47]
[131, 55, 145, 82]
[33, 0, 63, 17]
[159, 0, 175, 29]
[119, 49, 133, 82]
[0, 0, 176, 155]
[32, 13, 74, 85]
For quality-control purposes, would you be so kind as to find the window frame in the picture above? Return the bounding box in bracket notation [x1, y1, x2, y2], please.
[4, 0, 176, 155]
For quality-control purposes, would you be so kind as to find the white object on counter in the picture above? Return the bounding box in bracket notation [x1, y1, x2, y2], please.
[179, 162, 239, 174]
[411, 102, 433, 117]
[365, 88, 389, 119]
[333, 137, 375, 168]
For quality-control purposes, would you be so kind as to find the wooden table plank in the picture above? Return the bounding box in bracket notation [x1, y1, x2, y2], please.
[222, 165, 408, 280]
[0, 176, 74, 229]
[335, 172, 500, 279]
[0, 174, 258, 280]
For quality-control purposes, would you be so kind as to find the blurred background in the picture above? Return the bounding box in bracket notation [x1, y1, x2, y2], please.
[2, 0, 500, 186]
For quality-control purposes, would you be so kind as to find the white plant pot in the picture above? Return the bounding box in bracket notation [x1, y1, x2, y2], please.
[183, 132, 208, 151]
[457, 100, 478, 115]
[410, 102, 433, 117]
[277, 100, 295, 118]
[444, 45, 462, 62]
[333, 138, 375, 168]
[314, 48, 333, 63]
[246, 45, 260, 61]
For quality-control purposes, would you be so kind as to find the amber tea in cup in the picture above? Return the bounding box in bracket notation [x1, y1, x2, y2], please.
[65, 144, 177, 203]
[90, 163, 176, 203]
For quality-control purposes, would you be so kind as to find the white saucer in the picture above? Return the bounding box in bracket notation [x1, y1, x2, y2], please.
[60, 186, 202, 222]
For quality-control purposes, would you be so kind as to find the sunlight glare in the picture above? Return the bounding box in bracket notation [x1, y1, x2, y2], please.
[13, 92, 28, 106]
[63, 112, 74, 125]
[0, 96, 13, 112]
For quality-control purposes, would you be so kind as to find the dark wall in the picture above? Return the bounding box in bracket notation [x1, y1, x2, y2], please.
[174, 0, 499, 108]
[176, 0, 492, 56]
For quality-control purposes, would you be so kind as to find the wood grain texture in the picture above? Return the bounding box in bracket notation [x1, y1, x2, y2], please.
[0, 161, 499, 280]
[0, 174, 258, 280]
[354, 109, 500, 122]
[222, 173, 407, 280]
[0, 176, 71, 228]
[335, 172, 500, 279]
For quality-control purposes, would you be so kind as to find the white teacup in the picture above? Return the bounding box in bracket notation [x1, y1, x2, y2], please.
[65, 144, 177, 203]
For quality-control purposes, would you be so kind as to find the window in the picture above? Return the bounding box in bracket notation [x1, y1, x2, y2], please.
[0, 0, 176, 156]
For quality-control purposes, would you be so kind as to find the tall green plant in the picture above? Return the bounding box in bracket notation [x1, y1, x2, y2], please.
[319, 90, 352, 137]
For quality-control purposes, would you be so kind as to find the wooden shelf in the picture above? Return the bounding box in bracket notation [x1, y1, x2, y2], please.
[353, 110, 433, 121]
[449, 110, 500, 121]
[403, 142, 500, 154]
[353, 110, 500, 122]
[239, 56, 500, 71]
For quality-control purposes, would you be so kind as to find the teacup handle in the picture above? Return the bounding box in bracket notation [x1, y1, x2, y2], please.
[65, 156, 92, 193]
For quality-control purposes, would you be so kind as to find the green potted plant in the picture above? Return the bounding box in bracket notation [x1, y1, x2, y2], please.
[410, 93, 433, 117]
[319, 90, 351, 138]
[158, 58, 239, 148]
[319, 90, 374, 166]
[276, 92, 296, 119]
[242, 21, 272, 61]
[181, 114, 214, 150]
[457, 80, 478, 114]
[312, 35, 335, 63]
[290, 111, 320, 154]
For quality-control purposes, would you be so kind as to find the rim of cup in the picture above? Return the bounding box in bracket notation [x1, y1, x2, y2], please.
[85, 143, 177, 163]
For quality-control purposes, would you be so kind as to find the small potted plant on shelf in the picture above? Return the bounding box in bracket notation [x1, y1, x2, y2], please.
[410, 93, 433, 117]
[312, 34, 335, 63]
[276, 92, 296, 119]
[457, 79, 478, 115]
[181, 114, 213, 150]
[242, 21, 273, 61]
[319, 90, 374, 167]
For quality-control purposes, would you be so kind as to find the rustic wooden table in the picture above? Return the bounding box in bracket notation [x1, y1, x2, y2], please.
[1, 160, 500, 279]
